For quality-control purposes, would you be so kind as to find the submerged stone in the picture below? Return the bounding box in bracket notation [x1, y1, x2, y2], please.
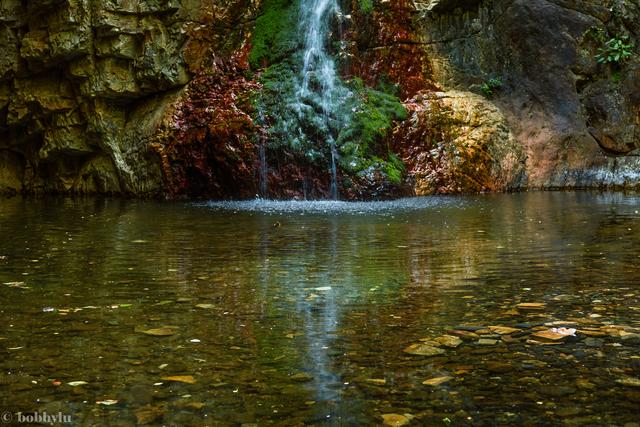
[403, 343, 446, 357]
[435, 335, 463, 348]
[516, 303, 546, 311]
[531, 330, 569, 342]
[617, 377, 640, 388]
[447, 330, 480, 340]
[488, 326, 521, 335]
[381, 414, 412, 426]
[141, 326, 179, 337]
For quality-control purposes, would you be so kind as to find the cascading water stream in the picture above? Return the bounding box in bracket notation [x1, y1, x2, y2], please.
[257, 112, 269, 198]
[296, 0, 344, 200]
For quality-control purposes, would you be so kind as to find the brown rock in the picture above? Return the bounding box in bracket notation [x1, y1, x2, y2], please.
[381, 414, 412, 426]
[447, 330, 480, 340]
[489, 326, 522, 335]
[403, 343, 446, 357]
[434, 335, 463, 348]
[516, 303, 546, 311]
[530, 331, 567, 342]
[135, 405, 165, 425]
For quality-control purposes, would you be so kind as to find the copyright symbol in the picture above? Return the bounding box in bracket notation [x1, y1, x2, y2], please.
[1, 412, 12, 423]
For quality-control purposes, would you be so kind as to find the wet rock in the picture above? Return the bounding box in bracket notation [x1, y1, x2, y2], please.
[556, 407, 581, 417]
[435, 335, 463, 348]
[453, 325, 485, 332]
[419, 0, 640, 190]
[617, 377, 640, 388]
[621, 334, 640, 345]
[489, 326, 521, 335]
[537, 385, 576, 398]
[485, 362, 512, 374]
[290, 373, 313, 382]
[135, 405, 165, 425]
[531, 330, 569, 342]
[500, 335, 521, 344]
[515, 322, 545, 329]
[584, 338, 604, 348]
[395, 90, 525, 195]
[578, 329, 607, 337]
[516, 377, 541, 385]
[576, 379, 596, 390]
[516, 303, 546, 311]
[140, 326, 179, 337]
[381, 413, 413, 426]
[0, 0, 257, 198]
[447, 330, 480, 340]
[477, 339, 498, 346]
[403, 343, 446, 357]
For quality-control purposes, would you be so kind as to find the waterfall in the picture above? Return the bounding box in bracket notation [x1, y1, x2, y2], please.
[257, 111, 269, 198]
[258, 143, 268, 198]
[296, 0, 346, 200]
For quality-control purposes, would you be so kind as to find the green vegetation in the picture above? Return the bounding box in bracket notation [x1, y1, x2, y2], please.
[358, 0, 374, 14]
[337, 78, 407, 183]
[585, 26, 634, 66]
[248, 0, 299, 69]
[250, 1, 408, 185]
[480, 78, 503, 98]
[596, 35, 634, 65]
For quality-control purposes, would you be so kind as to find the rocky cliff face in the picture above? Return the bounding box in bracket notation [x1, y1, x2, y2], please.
[0, 0, 258, 196]
[1, 0, 638, 197]
[415, 0, 640, 189]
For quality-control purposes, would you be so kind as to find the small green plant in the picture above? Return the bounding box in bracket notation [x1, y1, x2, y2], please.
[480, 78, 503, 98]
[596, 35, 634, 64]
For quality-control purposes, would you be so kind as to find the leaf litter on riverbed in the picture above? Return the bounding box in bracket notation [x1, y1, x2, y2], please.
[3, 281, 30, 289]
[161, 375, 197, 384]
[96, 400, 118, 406]
[423, 376, 453, 386]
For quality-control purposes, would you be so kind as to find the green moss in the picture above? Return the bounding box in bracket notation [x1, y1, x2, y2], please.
[358, 0, 374, 14]
[250, 3, 408, 186]
[336, 78, 407, 182]
[249, 0, 299, 69]
[384, 154, 405, 184]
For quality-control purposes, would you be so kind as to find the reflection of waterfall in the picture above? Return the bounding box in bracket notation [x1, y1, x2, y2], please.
[296, 0, 346, 200]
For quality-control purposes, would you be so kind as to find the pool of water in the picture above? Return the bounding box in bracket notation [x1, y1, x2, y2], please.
[1, 192, 640, 426]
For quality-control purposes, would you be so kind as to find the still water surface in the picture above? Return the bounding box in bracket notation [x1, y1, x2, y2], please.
[1, 192, 640, 426]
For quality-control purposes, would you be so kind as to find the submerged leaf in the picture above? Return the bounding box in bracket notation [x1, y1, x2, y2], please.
[96, 400, 119, 406]
[161, 375, 197, 384]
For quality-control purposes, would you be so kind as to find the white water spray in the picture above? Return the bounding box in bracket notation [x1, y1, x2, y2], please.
[296, 0, 344, 199]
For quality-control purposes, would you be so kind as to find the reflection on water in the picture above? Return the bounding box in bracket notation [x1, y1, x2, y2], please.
[1, 192, 640, 425]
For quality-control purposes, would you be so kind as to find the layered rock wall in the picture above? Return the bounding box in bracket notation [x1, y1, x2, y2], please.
[0, 0, 258, 196]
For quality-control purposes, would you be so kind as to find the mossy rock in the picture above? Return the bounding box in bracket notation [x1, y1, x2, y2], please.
[249, 0, 299, 69]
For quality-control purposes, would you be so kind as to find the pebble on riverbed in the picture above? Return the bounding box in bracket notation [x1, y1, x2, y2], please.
[406, 317, 640, 356]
